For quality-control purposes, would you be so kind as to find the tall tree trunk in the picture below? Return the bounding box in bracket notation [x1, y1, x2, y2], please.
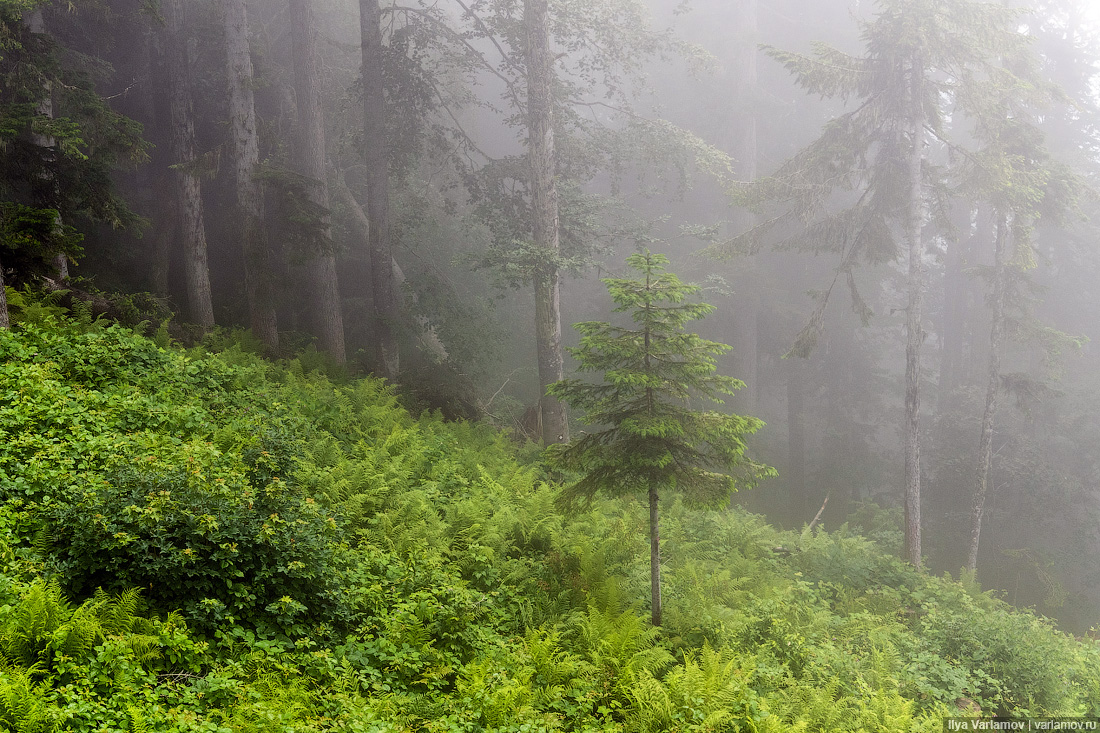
[525, 0, 568, 444]
[332, 172, 447, 360]
[939, 203, 973, 400]
[787, 357, 807, 526]
[224, 0, 277, 346]
[360, 0, 400, 379]
[728, 0, 759, 414]
[290, 0, 346, 364]
[903, 54, 926, 569]
[967, 213, 1009, 573]
[648, 482, 662, 627]
[25, 8, 68, 282]
[141, 25, 172, 298]
[0, 252, 8, 329]
[164, 0, 215, 328]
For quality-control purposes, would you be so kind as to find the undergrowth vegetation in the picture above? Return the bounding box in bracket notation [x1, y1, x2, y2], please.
[0, 306, 1098, 731]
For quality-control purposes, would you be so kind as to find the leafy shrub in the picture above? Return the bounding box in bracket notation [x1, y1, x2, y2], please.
[46, 463, 346, 637]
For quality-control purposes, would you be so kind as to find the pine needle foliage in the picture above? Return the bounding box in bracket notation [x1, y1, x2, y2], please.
[548, 251, 774, 626]
[548, 252, 772, 511]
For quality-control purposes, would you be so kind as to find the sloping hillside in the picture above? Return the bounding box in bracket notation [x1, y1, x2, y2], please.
[1, 312, 1097, 732]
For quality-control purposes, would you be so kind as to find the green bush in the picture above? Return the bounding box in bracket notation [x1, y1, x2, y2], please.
[46, 463, 346, 637]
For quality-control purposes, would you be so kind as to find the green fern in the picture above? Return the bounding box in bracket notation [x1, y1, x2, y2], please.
[68, 298, 93, 328]
[523, 626, 591, 708]
[47, 600, 102, 661]
[1, 580, 73, 668]
[627, 671, 673, 732]
[0, 662, 56, 733]
[126, 706, 149, 733]
[771, 677, 853, 732]
[1, 582, 159, 672]
[569, 605, 674, 706]
[627, 644, 768, 733]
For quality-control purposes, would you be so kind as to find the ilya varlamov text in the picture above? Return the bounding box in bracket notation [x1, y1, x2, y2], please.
[945, 720, 1100, 731]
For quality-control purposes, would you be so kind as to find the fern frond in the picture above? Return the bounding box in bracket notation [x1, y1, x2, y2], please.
[2, 580, 72, 667]
[0, 661, 56, 733]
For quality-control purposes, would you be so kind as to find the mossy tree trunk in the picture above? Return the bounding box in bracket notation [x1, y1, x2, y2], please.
[25, 8, 68, 282]
[0, 253, 8, 329]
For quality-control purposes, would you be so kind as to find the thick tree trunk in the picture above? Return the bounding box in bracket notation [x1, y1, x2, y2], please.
[525, 0, 568, 444]
[903, 54, 925, 569]
[360, 0, 400, 379]
[290, 0, 346, 364]
[967, 213, 1009, 573]
[224, 0, 277, 346]
[648, 482, 662, 627]
[164, 0, 215, 329]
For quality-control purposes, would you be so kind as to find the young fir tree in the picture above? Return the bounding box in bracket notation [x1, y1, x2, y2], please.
[547, 252, 773, 627]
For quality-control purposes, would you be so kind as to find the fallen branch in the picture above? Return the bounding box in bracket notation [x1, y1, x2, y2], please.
[807, 493, 830, 533]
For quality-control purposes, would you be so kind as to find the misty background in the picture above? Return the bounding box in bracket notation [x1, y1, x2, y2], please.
[4, 0, 1100, 633]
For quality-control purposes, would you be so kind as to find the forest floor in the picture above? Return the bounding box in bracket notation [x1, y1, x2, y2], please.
[0, 307, 1098, 732]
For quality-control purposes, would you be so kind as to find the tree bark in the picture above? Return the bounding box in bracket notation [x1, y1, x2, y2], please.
[903, 53, 926, 569]
[164, 0, 215, 329]
[967, 213, 1009, 573]
[223, 0, 277, 346]
[290, 0, 346, 364]
[360, 0, 400, 379]
[648, 482, 662, 627]
[525, 0, 568, 444]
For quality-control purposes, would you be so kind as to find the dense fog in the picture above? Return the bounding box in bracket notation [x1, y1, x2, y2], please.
[3, 0, 1100, 633]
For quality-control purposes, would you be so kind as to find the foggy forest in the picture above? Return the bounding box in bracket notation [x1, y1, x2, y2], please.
[2, 0, 1100, 729]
